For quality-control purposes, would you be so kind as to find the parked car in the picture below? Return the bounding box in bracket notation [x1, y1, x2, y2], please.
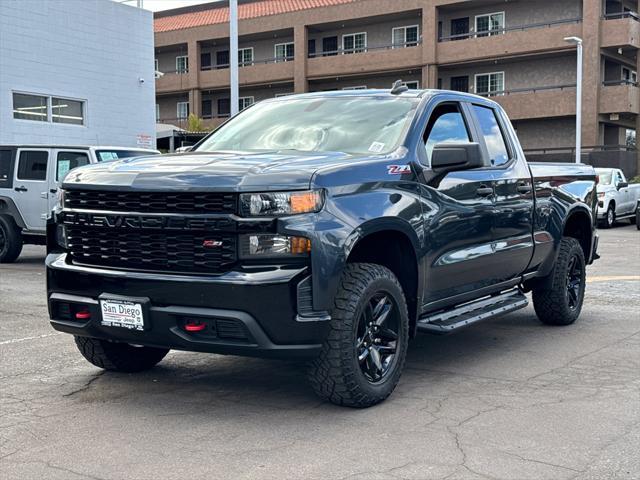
[46, 89, 598, 407]
[0, 145, 159, 262]
[595, 168, 640, 228]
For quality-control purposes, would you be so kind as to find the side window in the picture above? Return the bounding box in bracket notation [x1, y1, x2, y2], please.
[423, 103, 471, 165]
[0, 150, 13, 188]
[56, 152, 90, 182]
[472, 105, 510, 166]
[17, 151, 48, 181]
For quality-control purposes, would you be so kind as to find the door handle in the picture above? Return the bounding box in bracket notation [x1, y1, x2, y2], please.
[476, 186, 494, 197]
[14, 186, 28, 192]
[50, 188, 57, 194]
[517, 183, 532, 194]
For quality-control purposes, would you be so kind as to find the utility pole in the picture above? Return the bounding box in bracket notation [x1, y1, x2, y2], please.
[230, 0, 239, 116]
[564, 36, 583, 164]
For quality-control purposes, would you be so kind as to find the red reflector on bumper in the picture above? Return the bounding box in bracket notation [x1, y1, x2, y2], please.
[184, 322, 206, 332]
[75, 311, 91, 320]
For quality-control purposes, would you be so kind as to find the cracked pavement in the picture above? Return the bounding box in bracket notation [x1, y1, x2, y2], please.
[1, 225, 639, 480]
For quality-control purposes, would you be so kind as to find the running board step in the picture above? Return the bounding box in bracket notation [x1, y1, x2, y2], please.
[417, 289, 528, 335]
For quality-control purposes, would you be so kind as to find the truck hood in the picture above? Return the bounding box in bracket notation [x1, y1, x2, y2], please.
[63, 151, 357, 191]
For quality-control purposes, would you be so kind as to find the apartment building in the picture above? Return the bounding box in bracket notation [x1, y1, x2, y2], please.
[154, 0, 639, 173]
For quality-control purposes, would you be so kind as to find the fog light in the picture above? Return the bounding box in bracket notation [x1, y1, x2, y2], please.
[239, 234, 310, 259]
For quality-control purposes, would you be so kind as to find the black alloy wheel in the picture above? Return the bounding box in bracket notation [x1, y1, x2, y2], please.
[565, 254, 582, 311]
[356, 293, 400, 383]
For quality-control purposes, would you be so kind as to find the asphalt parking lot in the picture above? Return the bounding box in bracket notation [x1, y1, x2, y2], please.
[1, 225, 639, 480]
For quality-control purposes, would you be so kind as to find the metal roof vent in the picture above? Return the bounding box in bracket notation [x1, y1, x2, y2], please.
[390, 80, 408, 95]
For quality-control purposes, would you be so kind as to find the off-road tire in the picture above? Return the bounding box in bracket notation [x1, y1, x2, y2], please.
[0, 216, 23, 263]
[74, 336, 169, 372]
[602, 204, 615, 229]
[308, 263, 409, 408]
[636, 205, 640, 230]
[532, 237, 586, 326]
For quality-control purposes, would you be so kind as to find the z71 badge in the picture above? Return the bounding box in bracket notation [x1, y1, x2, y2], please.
[387, 165, 412, 175]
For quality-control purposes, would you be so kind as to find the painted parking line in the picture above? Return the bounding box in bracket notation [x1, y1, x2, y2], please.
[586, 275, 640, 283]
[0, 332, 63, 346]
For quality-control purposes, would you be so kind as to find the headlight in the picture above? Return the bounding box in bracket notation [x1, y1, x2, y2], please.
[239, 234, 311, 259]
[240, 190, 323, 217]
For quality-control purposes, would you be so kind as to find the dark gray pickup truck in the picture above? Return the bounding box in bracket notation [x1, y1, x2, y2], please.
[46, 88, 598, 407]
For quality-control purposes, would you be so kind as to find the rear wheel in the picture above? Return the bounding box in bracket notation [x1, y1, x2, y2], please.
[308, 263, 409, 408]
[532, 237, 586, 326]
[636, 204, 640, 230]
[74, 336, 169, 372]
[0, 216, 23, 263]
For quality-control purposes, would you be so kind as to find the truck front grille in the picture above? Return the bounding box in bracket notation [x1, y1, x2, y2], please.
[65, 190, 237, 214]
[66, 226, 237, 274]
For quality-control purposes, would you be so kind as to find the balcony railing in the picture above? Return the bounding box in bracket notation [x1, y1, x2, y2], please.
[603, 79, 639, 87]
[603, 11, 639, 21]
[308, 40, 421, 58]
[438, 17, 582, 42]
[201, 55, 295, 71]
[476, 83, 577, 97]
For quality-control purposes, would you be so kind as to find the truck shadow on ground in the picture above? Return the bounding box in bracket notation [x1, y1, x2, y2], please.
[69, 309, 555, 412]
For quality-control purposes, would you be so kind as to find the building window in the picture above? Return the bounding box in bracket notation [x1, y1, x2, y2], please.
[12, 93, 48, 122]
[404, 81, 420, 90]
[342, 33, 367, 54]
[177, 101, 189, 119]
[202, 99, 213, 118]
[626, 129, 636, 148]
[392, 25, 419, 48]
[275, 42, 294, 62]
[218, 98, 231, 117]
[176, 55, 188, 74]
[238, 47, 254, 66]
[308, 39, 316, 57]
[51, 97, 84, 125]
[475, 12, 505, 37]
[13, 92, 84, 125]
[17, 151, 48, 181]
[239, 96, 254, 111]
[156, 104, 160, 122]
[342, 86, 367, 90]
[475, 72, 505, 96]
[622, 67, 638, 84]
[201, 52, 212, 70]
[451, 76, 469, 92]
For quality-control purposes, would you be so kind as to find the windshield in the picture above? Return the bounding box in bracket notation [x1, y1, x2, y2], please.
[596, 170, 612, 185]
[196, 96, 419, 155]
[96, 150, 157, 162]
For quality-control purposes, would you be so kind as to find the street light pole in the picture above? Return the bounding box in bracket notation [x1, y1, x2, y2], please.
[230, 0, 239, 117]
[565, 36, 583, 164]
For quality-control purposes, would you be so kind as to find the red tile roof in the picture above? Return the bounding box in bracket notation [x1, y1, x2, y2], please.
[154, 0, 361, 33]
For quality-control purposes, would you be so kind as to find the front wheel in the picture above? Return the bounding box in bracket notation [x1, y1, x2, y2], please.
[308, 263, 409, 408]
[0, 216, 23, 263]
[602, 204, 615, 229]
[74, 336, 169, 372]
[532, 237, 586, 326]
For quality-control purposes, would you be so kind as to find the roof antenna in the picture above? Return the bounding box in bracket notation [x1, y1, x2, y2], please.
[391, 80, 408, 95]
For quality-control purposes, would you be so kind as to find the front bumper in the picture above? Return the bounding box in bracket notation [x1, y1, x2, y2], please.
[46, 253, 329, 359]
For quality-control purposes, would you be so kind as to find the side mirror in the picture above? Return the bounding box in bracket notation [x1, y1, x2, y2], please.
[431, 142, 484, 173]
[618, 181, 628, 190]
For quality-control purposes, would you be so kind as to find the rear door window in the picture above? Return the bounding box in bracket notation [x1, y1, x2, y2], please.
[56, 151, 90, 181]
[0, 150, 13, 188]
[17, 150, 48, 181]
[472, 105, 510, 166]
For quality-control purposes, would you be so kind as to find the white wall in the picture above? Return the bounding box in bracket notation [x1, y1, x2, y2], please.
[0, 0, 156, 147]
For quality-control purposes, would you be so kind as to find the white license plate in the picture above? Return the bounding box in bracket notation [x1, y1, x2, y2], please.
[100, 299, 145, 331]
